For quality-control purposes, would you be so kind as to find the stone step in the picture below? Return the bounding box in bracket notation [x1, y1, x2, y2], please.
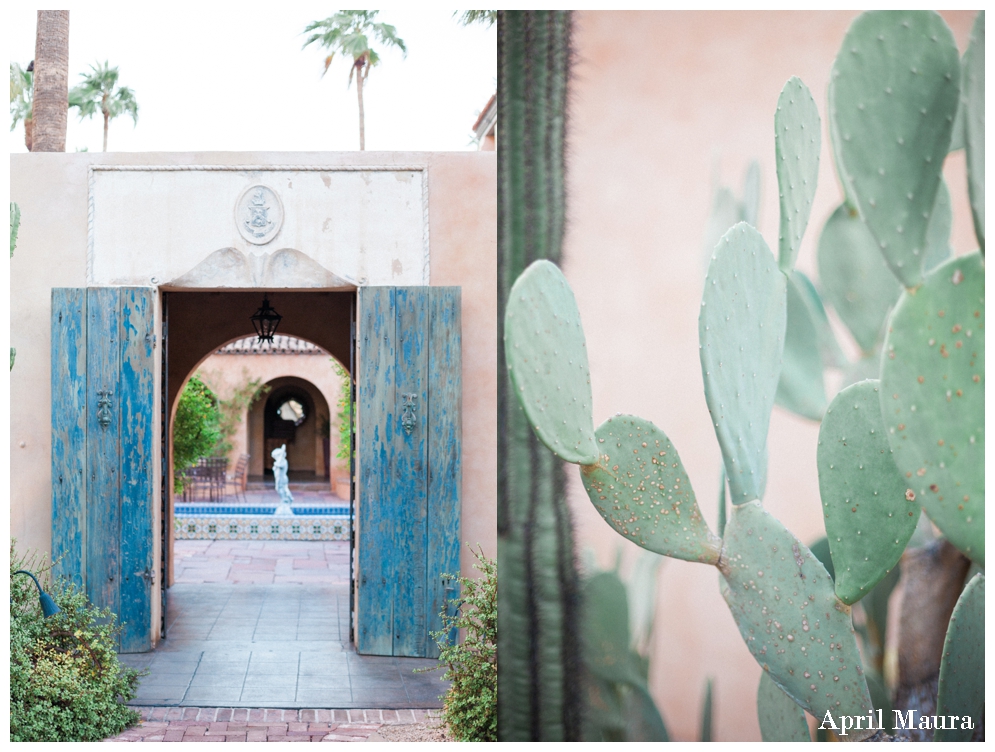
[246, 481, 332, 492]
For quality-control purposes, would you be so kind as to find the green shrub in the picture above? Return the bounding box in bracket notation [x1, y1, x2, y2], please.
[428, 546, 497, 741]
[10, 543, 143, 742]
[172, 374, 222, 492]
[332, 361, 352, 461]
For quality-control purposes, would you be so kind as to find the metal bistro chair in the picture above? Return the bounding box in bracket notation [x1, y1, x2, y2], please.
[204, 457, 229, 501]
[225, 454, 250, 503]
[178, 464, 201, 503]
[184, 457, 228, 502]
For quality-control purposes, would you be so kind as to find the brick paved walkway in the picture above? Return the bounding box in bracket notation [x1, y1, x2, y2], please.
[104, 707, 436, 742]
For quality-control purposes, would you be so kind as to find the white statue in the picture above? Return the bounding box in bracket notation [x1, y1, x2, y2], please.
[271, 444, 294, 515]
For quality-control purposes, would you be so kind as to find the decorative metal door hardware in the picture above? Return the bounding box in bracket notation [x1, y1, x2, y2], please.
[401, 393, 417, 435]
[96, 390, 114, 429]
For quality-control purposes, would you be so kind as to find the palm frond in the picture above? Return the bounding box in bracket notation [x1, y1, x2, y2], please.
[301, 11, 405, 81]
[454, 10, 496, 28]
[10, 63, 33, 130]
[70, 60, 137, 126]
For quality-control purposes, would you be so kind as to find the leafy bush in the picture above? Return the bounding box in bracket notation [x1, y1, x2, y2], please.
[172, 374, 222, 491]
[332, 361, 352, 461]
[427, 546, 497, 741]
[10, 543, 143, 742]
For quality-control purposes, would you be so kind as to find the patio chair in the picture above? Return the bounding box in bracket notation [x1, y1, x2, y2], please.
[225, 454, 250, 503]
[205, 457, 228, 501]
[184, 457, 228, 502]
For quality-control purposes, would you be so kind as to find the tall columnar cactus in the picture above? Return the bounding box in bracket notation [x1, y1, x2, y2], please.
[10, 202, 20, 370]
[497, 10, 582, 742]
[505, 10, 984, 741]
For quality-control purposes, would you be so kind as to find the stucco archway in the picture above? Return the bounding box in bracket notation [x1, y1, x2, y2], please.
[163, 291, 354, 591]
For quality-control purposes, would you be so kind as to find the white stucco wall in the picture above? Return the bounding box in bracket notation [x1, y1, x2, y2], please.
[90, 167, 428, 287]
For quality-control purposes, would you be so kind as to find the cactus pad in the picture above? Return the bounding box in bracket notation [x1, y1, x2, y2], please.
[817, 380, 919, 605]
[934, 573, 984, 741]
[757, 672, 811, 742]
[963, 11, 985, 252]
[505, 259, 599, 465]
[580, 415, 721, 564]
[720, 501, 873, 722]
[793, 270, 847, 370]
[880, 253, 985, 565]
[923, 177, 953, 272]
[717, 466, 728, 537]
[775, 76, 821, 273]
[701, 223, 787, 503]
[817, 204, 901, 354]
[829, 10, 961, 288]
[776, 271, 829, 421]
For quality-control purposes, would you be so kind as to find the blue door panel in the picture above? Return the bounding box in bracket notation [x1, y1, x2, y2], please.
[357, 286, 461, 658]
[51, 289, 88, 587]
[51, 287, 155, 653]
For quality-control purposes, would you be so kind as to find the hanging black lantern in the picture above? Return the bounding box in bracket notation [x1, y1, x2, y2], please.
[250, 296, 282, 343]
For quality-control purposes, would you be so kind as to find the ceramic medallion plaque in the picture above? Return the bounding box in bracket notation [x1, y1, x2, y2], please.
[236, 184, 284, 244]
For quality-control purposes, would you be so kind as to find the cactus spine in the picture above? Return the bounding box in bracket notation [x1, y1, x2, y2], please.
[497, 11, 582, 742]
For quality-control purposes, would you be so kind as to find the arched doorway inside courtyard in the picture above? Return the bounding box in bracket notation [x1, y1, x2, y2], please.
[254, 376, 333, 484]
[162, 293, 355, 616]
[167, 334, 354, 634]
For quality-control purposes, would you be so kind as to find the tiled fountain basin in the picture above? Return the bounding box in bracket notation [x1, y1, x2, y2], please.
[175, 506, 351, 542]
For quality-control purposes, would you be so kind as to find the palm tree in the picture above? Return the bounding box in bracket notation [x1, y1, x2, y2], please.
[70, 61, 138, 152]
[303, 11, 406, 150]
[32, 10, 70, 152]
[10, 62, 33, 151]
[455, 11, 496, 27]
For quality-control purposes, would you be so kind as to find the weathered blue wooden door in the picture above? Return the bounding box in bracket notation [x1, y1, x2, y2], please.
[52, 287, 156, 653]
[357, 287, 461, 657]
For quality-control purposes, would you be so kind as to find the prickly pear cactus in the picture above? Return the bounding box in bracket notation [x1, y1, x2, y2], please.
[720, 502, 873, 726]
[503, 9, 983, 742]
[703, 161, 761, 266]
[962, 12, 985, 251]
[580, 415, 721, 564]
[817, 178, 952, 358]
[582, 569, 670, 742]
[933, 573, 984, 741]
[776, 271, 829, 421]
[700, 223, 787, 504]
[817, 380, 919, 604]
[829, 10, 961, 288]
[818, 203, 899, 356]
[10, 202, 20, 258]
[774, 77, 820, 273]
[757, 672, 811, 742]
[505, 259, 598, 465]
[879, 252, 985, 565]
[923, 177, 954, 271]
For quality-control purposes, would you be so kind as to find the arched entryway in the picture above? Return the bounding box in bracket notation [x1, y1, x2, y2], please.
[253, 377, 331, 483]
[51, 284, 462, 667]
[163, 291, 354, 592]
